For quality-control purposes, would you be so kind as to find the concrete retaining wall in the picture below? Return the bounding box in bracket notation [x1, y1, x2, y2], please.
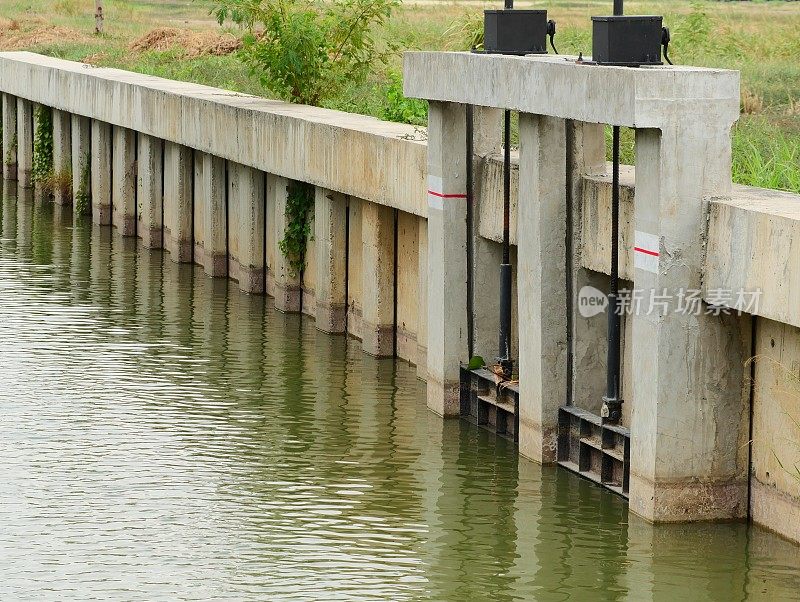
[2, 51, 799, 544]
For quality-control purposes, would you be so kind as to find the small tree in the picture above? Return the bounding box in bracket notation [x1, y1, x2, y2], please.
[213, 0, 398, 106]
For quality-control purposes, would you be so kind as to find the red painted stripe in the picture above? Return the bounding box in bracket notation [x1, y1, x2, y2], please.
[634, 246, 659, 257]
[428, 190, 467, 199]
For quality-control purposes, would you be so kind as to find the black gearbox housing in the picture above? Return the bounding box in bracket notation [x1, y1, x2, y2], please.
[591, 15, 663, 66]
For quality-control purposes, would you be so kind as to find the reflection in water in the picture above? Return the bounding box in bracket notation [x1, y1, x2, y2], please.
[0, 183, 799, 601]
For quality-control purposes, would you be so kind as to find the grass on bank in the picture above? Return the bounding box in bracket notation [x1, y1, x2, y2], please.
[1, 0, 798, 192]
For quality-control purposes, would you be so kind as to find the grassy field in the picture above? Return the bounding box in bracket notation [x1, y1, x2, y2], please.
[1, 0, 798, 192]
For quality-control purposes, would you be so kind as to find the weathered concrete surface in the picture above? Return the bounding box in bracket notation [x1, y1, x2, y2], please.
[416, 218, 428, 379]
[426, 101, 468, 417]
[517, 114, 567, 464]
[751, 318, 800, 545]
[396, 211, 420, 364]
[111, 126, 136, 236]
[163, 141, 193, 262]
[0, 52, 426, 217]
[136, 134, 163, 248]
[267, 176, 300, 311]
[2, 93, 17, 180]
[346, 196, 363, 341]
[16, 98, 33, 189]
[705, 187, 800, 328]
[91, 120, 112, 225]
[228, 163, 265, 294]
[70, 114, 91, 217]
[52, 108, 72, 206]
[194, 152, 227, 277]
[312, 187, 348, 333]
[405, 52, 739, 129]
[361, 200, 395, 357]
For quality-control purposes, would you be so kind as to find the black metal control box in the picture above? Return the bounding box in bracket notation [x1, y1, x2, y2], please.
[484, 9, 548, 55]
[591, 15, 663, 66]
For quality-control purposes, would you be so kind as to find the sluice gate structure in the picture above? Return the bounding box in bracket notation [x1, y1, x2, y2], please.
[1, 50, 799, 544]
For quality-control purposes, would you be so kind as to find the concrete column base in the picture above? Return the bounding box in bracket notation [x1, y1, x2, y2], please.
[52, 109, 72, 206]
[112, 127, 136, 235]
[163, 141, 193, 263]
[629, 474, 748, 523]
[194, 152, 227, 277]
[70, 114, 91, 218]
[16, 98, 33, 189]
[315, 302, 348, 334]
[228, 162, 265, 294]
[2, 94, 17, 181]
[427, 378, 460, 418]
[91, 120, 112, 225]
[136, 134, 163, 249]
[361, 200, 395, 357]
[274, 283, 302, 312]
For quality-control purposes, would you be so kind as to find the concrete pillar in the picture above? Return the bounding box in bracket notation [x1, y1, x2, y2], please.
[52, 109, 72, 206]
[267, 175, 301, 310]
[16, 98, 33, 189]
[2, 94, 17, 180]
[361, 200, 396, 357]
[416, 217, 428, 379]
[194, 152, 226, 277]
[346, 196, 363, 339]
[568, 121, 609, 412]
[516, 114, 568, 464]
[228, 162, 265, 294]
[136, 133, 163, 249]
[629, 122, 750, 522]
[90, 120, 112, 225]
[163, 141, 193, 262]
[426, 101, 468, 417]
[396, 211, 419, 363]
[111, 127, 136, 235]
[313, 186, 347, 333]
[70, 114, 91, 217]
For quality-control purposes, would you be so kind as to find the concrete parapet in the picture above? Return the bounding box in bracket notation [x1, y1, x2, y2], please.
[194, 152, 227, 277]
[52, 109, 72, 206]
[361, 199, 396, 357]
[2, 93, 17, 180]
[90, 120, 112, 225]
[228, 162, 265, 294]
[16, 98, 33, 189]
[136, 133, 163, 249]
[111, 127, 136, 235]
[312, 186, 347, 333]
[163, 141, 193, 262]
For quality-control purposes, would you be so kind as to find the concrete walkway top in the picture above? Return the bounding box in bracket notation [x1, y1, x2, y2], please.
[0, 51, 428, 216]
[403, 52, 740, 129]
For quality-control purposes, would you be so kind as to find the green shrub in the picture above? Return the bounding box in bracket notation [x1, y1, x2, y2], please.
[32, 105, 54, 191]
[213, 0, 399, 106]
[278, 181, 315, 277]
[382, 71, 426, 125]
[74, 155, 91, 215]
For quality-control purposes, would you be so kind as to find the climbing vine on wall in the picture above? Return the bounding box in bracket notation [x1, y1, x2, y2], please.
[279, 181, 315, 278]
[32, 105, 54, 191]
[74, 154, 91, 215]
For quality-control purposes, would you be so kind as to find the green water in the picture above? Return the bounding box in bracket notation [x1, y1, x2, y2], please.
[0, 185, 799, 601]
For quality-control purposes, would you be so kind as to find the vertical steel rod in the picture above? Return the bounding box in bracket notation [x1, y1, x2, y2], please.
[466, 104, 475, 359]
[498, 109, 512, 376]
[613, 0, 623, 16]
[604, 125, 622, 423]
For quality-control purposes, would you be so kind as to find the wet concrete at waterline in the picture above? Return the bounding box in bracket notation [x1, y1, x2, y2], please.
[0, 184, 799, 601]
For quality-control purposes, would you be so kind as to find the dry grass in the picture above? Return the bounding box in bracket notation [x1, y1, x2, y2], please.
[129, 27, 241, 58]
[0, 17, 91, 51]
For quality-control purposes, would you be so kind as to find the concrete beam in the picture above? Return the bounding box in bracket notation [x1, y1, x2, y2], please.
[52, 109, 72, 206]
[228, 163, 265, 294]
[194, 152, 227, 277]
[2, 93, 17, 180]
[312, 187, 348, 333]
[70, 114, 91, 217]
[111, 126, 136, 235]
[404, 52, 739, 130]
[0, 52, 427, 218]
[16, 97, 33, 188]
[90, 120, 112, 225]
[136, 133, 163, 248]
[361, 200, 396, 357]
[163, 141, 193, 262]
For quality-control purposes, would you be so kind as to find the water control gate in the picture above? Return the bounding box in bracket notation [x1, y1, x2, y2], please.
[404, 52, 749, 523]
